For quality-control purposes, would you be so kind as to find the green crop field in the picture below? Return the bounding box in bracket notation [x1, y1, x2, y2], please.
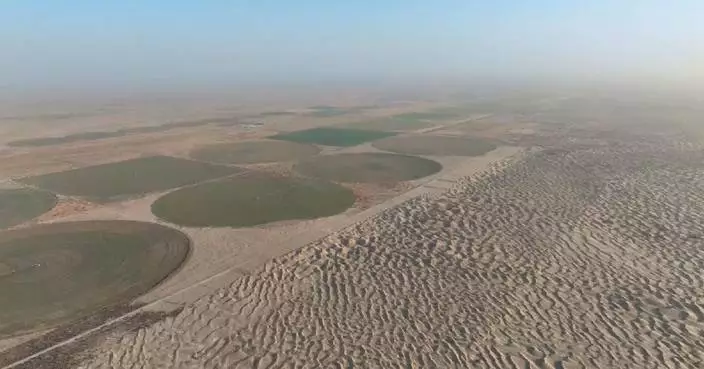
[295, 153, 442, 183]
[0, 188, 57, 229]
[190, 140, 321, 164]
[152, 173, 355, 227]
[342, 108, 472, 132]
[0, 220, 189, 337]
[373, 135, 497, 156]
[271, 127, 396, 147]
[20, 156, 240, 202]
[341, 115, 435, 132]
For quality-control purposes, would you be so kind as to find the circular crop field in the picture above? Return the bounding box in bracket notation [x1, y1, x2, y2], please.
[0, 220, 189, 337]
[294, 153, 442, 183]
[152, 173, 355, 227]
[373, 135, 496, 156]
[190, 140, 321, 164]
[0, 188, 57, 229]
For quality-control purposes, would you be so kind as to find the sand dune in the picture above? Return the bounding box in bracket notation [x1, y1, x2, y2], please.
[44, 122, 704, 369]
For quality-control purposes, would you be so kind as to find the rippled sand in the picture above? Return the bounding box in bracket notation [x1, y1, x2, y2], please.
[51, 120, 704, 369]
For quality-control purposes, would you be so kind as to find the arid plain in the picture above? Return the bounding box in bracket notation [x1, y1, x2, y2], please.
[1, 91, 704, 368]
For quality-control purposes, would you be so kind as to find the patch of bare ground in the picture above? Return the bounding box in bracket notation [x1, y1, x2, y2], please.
[33, 197, 98, 223]
[346, 181, 414, 210]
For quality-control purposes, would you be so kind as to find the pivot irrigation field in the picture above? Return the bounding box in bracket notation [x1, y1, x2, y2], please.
[373, 135, 497, 156]
[20, 156, 241, 202]
[0, 220, 190, 337]
[294, 153, 442, 183]
[190, 140, 321, 165]
[341, 115, 436, 132]
[152, 172, 355, 228]
[341, 108, 472, 131]
[0, 188, 57, 229]
[271, 127, 396, 147]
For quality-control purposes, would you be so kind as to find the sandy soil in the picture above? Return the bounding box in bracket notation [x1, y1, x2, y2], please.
[5, 95, 704, 368]
[34, 122, 701, 369]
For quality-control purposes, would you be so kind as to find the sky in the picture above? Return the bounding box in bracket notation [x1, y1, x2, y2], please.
[1, 0, 703, 95]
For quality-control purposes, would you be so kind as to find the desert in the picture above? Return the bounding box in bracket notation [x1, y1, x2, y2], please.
[1, 92, 703, 369]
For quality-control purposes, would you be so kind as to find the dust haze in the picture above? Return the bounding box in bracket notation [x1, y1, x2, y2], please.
[2, 1, 704, 369]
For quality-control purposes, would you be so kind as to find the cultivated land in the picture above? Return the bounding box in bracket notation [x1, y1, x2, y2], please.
[271, 127, 396, 147]
[151, 173, 355, 227]
[341, 114, 437, 131]
[0, 188, 57, 229]
[5, 117, 241, 148]
[19, 156, 240, 202]
[3, 93, 704, 369]
[190, 140, 321, 164]
[373, 135, 497, 156]
[0, 220, 189, 338]
[295, 152, 443, 183]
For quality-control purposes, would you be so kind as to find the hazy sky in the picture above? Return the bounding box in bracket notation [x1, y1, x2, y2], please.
[2, 0, 703, 94]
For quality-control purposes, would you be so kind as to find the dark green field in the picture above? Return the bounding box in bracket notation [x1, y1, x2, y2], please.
[0, 188, 57, 229]
[342, 109, 471, 132]
[191, 140, 321, 164]
[20, 156, 240, 202]
[152, 173, 355, 227]
[373, 135, 497, 156]
[271, 127, 396, 147]
[0, 220, 190, 337]
[295, 153, 442, 183]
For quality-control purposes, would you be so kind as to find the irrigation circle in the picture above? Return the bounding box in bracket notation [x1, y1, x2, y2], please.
[294, 152, 442, 183]
[373, 135, 496, 156]
[0, 188, 57, 229]
[0, 220, 190, 336]
[191, 140, 321, 164]
[152, 172, 355, 227]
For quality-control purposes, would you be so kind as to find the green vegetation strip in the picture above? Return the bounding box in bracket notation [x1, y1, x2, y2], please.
[0, 188, 57, 229]
[190, 140, 321, 164]
[0, 220, 190, 337]
[295, 153, 442, 183]
[271, 127, 396, 147]
[152, 173, 355, 227]
[20, 156, 241, 202]
[373, 135, 497, 156]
